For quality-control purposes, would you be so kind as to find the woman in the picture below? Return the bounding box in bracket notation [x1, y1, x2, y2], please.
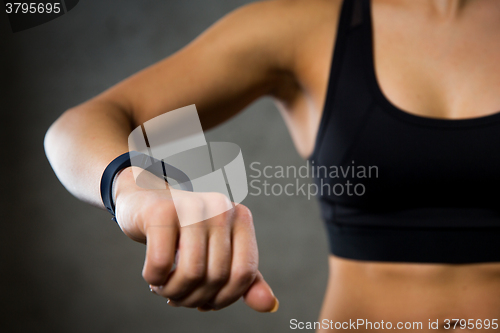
[44, 0, 500, 331]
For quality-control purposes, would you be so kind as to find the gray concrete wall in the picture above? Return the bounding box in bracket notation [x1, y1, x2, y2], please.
[0, 1, 328, 332]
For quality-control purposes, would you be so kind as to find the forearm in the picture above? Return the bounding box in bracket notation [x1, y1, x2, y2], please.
[43, 1, 294, 210]
[44, 97, 134, 208]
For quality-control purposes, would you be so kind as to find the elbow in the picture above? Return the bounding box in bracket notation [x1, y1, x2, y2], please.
[44, 109, 66, 166]
[43, 107, 75, 166]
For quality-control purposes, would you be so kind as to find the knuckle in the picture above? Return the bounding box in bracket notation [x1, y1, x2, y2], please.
[202, 192, 232, 223]
[186, 195, 205, 209]
[142, 269, 164, 285]
[182, 266, 206, 283]
[144, 200, 177, 223]
[164, 293, 183, 302]
[142, 257, 174, 284]
[180, 299, 205, 308]
[212, 296, 239, 311]
[232, 266, 257, 286]
[210, 210, 231, 228]
[176, 195, 204, 215]
[209, 192, 231, 210]
[148, 253, 174, 271]
[235, 204, 253, 223]
[208, 269, 230, 286]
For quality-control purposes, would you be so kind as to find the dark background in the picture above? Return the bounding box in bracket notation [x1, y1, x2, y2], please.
[0, 1, 328, 332]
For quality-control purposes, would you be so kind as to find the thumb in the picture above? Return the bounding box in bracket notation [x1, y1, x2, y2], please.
[242, 270, 279, 313]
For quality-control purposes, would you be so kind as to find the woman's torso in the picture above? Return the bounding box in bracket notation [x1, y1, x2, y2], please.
[320, 256, 500, 331]
[274, 0, 500, 330]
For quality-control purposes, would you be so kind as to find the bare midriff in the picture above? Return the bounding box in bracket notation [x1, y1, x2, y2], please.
[317, 256, 500, 332]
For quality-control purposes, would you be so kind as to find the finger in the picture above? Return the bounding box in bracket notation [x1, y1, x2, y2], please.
[170, 210, 233, 307]
[154, 211, 208, 300]
[243, 270, 279, 313]
[208, 205, 260, 310]
[142, 219, 179, 286]
[196, 304, 213, 311]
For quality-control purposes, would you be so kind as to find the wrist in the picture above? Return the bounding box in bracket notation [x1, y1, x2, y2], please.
[101, 152, 181, 222]
[112, 166, 137, 206]
[113, 166, 170, 205]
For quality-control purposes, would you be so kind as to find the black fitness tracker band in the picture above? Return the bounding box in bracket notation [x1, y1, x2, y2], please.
[100, 151, 193, 222]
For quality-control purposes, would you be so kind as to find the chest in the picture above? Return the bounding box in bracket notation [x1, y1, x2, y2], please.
[290, 2, 500, 159]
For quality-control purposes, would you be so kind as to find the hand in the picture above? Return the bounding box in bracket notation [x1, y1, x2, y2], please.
[113, 167, 279, 312]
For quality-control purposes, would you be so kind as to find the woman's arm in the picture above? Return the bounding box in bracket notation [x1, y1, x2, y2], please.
[44, 0, 297, 207]
[44, 0, 301, 312]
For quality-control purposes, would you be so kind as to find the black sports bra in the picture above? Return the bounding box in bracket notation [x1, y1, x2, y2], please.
[310, 0, 500, 263]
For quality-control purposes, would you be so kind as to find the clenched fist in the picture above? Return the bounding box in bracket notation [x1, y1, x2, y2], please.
[113, 166, 279, 312]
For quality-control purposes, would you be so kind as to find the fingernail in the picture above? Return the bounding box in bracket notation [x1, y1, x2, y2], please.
[149, 285, 157, 294]
[269, 297, 279, 313]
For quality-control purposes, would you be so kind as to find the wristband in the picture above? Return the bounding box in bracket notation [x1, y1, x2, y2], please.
[100, 151, 192, 223]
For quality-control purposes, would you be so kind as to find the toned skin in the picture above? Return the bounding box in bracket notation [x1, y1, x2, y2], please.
[44, 0, 500, 330]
